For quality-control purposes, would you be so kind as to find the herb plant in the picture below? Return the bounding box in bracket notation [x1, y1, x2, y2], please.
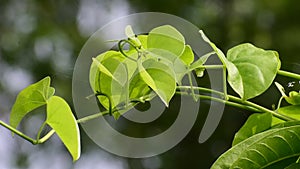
[1, 25, 300, 168]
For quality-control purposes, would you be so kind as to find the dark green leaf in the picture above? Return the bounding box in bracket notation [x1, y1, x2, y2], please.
[232, 112, 272, 146]
[285, 162, 300, 169]
[211, 125, 300, 169]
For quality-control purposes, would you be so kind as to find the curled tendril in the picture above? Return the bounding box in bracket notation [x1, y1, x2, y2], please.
[118, 39, 143, 61]
[95, 92, 113, 116]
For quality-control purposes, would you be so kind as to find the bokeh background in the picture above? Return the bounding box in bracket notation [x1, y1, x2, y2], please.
[1, 0, 300, 169]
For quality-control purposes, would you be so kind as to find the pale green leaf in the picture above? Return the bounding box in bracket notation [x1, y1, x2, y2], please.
[94, 57, 130, 110]
[199, 30, 228, 63]
[125, 25, 141, 48]
[147, 25, 185, 56]
[92, 58, 122, 84]
[211, 124, 300, 169]
[137, 59, 176, 107]
[226, 43, 281, 100]
[89, 51, 126, 92]
[275, 82, 287, 97]
[10, 76, 54, 129]
[189, 51, 215, 70]
[232, 112, 272, 146]
[46, 96, 80, 161]
[190, 51, 215, 77]
[179, 45, 194, 65]
[173, 58, 188, 84]
[137, 59, 158, 91]
[128, 71, 153, 102]
[125, 25, 135, 38]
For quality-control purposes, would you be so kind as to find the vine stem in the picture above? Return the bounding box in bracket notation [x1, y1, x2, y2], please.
[176, 91, 260, 112]
[0, 119, 56, 144]
[278, 70, 300, 80]
[177, 86, 296, 122]
[76, 111, 109, 124]
[0, 120, 37, 144]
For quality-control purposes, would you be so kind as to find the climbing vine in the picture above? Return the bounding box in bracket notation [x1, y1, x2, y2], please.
[1, 25, 300, 168]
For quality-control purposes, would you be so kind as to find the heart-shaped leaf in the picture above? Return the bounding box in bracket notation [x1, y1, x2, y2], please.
[226, 43, 281, 100]
[46, 96, 80, 161]
[211, 124, 300, 169]
[10, 77, 54, 129]
[232, 112, 272, 146]
[89, 51, 126, 92]
[147, 25, 185, 57]
[137, 59, 176, 107]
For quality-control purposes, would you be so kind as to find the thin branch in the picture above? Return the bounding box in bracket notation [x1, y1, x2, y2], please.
[177, 85, 297, 122]
[0, 120, 37, 145]
[278, 70, 300, 80]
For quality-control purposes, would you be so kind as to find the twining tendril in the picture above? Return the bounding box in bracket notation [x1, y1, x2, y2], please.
[118, 39, 140, 61]
[95, 92, 113, 116]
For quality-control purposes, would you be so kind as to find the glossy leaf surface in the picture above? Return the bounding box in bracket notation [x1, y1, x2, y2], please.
[232, 112, 272, 146]
[212, 125, 300, 169]
[226, 43, 281, 100]
[46, 96, 81, 161]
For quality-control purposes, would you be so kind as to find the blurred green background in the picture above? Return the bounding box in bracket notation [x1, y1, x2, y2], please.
[0, 0, 300, 169]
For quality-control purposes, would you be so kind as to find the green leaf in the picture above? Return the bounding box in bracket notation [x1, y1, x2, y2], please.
[272, 121, 300, 129]
[272, 105, 300, 125]
[137, 59, 176, 107]
[199, 30, 228, 63]
[285, 162, 300, 169]
[226, 43, 281, 100]
[189, 51, 214, 70]
[147, 25, 185, 56]
[46, 96, 80, 161]
[95, 58, 130, 110]
[278, 105, 300, 121]
[92, 58, 122, 84]
[190, 51, 215, 77]
[179, 45, 194, 65]
[89, 50, 139, 112]
[232, 112, 272, 146]
[10, 76, 54, 129]
[125, 25, 142, 48]
[129, 71, 152, 101]
[211, 125, 300, 169]
[173, 58, 189, 84]
[125, 25, 135, 38]
[137, 35, 148, 49]
[285, 91, 300, 105]
[89, 51, 126, 92]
